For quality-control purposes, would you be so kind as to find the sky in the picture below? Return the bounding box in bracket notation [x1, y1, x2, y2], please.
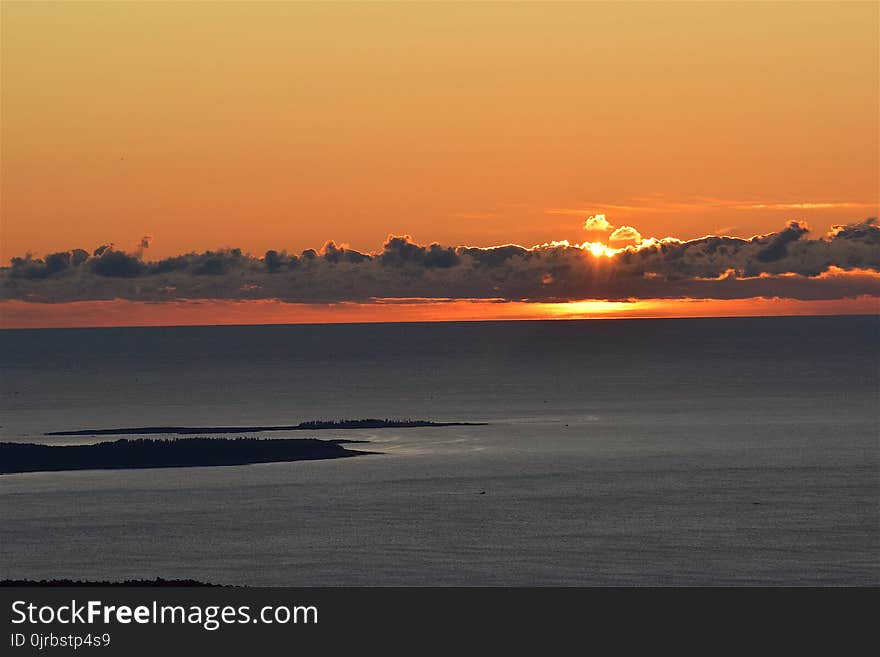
[1, 1, 878, 327]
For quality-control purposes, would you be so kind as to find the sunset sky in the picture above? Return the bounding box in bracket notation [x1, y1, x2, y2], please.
[1, 1, 878, 327]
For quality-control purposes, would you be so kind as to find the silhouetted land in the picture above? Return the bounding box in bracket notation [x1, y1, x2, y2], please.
[46, 418, 487, 437]
[0, 437, 372, 475]
[0, 578, 219, 587]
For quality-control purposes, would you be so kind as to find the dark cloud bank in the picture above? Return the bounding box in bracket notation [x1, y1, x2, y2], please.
[3, 219, 879, 304]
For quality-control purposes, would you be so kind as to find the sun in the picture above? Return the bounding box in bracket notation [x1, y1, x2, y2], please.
[538, 299, 657, 317]
[584, 241, 614, 257]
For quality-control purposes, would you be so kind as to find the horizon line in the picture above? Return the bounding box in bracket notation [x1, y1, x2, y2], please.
[2, 311, 876, 332]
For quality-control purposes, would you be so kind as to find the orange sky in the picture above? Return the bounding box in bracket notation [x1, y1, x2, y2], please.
[2, 296, 877, 331]
[2, 1, 878, 262]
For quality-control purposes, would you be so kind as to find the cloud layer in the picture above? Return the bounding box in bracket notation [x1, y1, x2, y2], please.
[3, 219, 879, 304]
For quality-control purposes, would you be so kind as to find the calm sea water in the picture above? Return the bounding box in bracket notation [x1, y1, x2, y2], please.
[1, 316, 877, 585]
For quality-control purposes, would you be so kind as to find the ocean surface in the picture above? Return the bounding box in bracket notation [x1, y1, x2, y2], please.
[1, 316, 877, 585]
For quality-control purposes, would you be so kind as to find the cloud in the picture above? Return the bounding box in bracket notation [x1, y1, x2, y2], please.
[826, 216, 878, 240]
[90, 250, 145, 278]
[3, 219, 879, 305]
[753, 220, 809, 263]
[608, 226, 642, 245]
[134, 235, 153, 259]
[743, 202, 874, 210]
[583, 213, 612, 232]
[549, 197, 878, 217]
[379, 236, 459, 268]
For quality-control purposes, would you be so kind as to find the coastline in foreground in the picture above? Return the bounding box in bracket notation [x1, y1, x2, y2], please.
[0, 437, 374, 475]
[0, 578, 219, 587]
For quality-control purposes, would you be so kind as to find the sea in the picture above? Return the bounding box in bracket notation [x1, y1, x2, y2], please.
[1, 315, 877, 585]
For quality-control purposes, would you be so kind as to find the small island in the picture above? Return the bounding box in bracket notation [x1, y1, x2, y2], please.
[0, 437, 372, 475]
[45, 418, 487, 437]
